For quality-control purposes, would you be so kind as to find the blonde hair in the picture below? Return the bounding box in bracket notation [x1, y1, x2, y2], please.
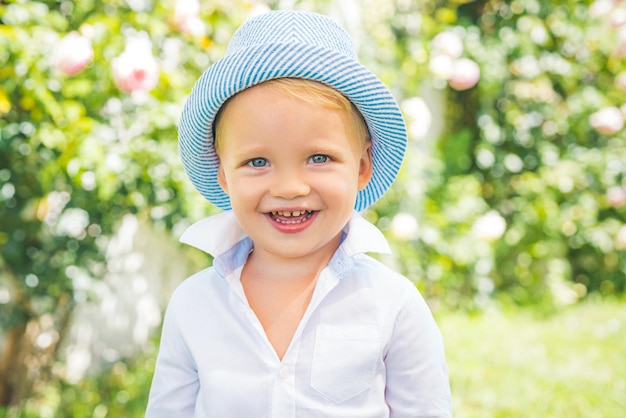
[214, 78, 370, 153]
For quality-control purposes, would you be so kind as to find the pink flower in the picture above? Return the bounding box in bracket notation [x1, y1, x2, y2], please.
[54, 32, 94, 76]
[111, 35, 159, 93]
[607, 186, 626, 207]
[589, 106, 624, 135]
[449, 58, 480, 91]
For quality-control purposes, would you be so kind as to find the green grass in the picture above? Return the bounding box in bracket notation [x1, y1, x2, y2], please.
[438, 299, 626, 418]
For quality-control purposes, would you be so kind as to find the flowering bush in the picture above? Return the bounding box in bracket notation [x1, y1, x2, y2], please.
[358, 0, 626, 308]
[0, 0, 254, 407]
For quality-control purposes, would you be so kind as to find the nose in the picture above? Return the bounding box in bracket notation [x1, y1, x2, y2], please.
[269, 168, 310, 200]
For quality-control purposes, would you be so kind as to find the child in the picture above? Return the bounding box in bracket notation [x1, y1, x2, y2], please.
[146, 10, 451, 418]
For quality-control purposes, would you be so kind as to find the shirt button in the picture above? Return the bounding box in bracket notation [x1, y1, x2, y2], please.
[278, 367, 289, 378]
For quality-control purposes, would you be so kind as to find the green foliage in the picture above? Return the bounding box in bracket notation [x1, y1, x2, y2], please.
[0, 0, 265, 332]
[0, 0, 249, 406]
[360, 0, 626, 309]
[0, 341, 156, 417]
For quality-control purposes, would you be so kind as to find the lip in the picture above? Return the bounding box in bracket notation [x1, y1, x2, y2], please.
[265, 210, 318, 234]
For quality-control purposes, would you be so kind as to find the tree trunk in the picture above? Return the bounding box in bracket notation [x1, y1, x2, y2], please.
[0, 320, 33, 407]
[0, 293, 72, 407]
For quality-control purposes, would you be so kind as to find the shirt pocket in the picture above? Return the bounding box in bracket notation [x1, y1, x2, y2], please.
[310, 324, 380, 403]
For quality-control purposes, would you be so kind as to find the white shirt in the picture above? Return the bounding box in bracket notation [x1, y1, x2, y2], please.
[146, 211, 451, 418]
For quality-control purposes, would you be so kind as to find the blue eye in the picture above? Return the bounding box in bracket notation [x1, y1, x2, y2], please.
[309, 154, 329, 164]
[248, 158, 268, 167]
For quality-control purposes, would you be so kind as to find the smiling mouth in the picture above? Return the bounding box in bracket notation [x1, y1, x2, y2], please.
[269, 210, 315, 224]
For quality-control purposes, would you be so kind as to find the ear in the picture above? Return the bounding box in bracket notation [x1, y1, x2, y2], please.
[357, 142, 373, 191]
[217, 163, 230, 195]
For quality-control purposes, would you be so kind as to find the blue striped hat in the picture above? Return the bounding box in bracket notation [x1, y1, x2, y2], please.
[179, 10, 407, 211]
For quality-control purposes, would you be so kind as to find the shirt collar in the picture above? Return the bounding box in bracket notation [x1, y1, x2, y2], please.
[180, 210, 391, 274]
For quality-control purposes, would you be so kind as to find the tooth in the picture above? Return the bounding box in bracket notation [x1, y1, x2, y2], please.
[271, 211, 312, 217]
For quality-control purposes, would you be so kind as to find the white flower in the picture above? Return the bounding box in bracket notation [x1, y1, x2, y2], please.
[429, 54, 454, 79]
[589, 106, 624, 135]
[511, 55, 541, 79]
[54, 32, 93, 76]
[174, 0, 199, 18]
[472, 211, 506, 242]
[476, 148, 495, 168]
[611, 7, 626, 26]
[390, 213, 419, 241]
[174, 0, 205, 36]
[589, 0, 617, 18]
[449, 58, 481, 91]
[504, 153, 524, 173]
[105, 153, 125, 173]
[431, 31, 464, 58]
[57, 208, 90, 238]
[111, 34, 160, 93]
[248, 3, 271, 19]
[178, 16, 205, 37]
[402, 97, 432, 140]
[42, 191, 71, 225]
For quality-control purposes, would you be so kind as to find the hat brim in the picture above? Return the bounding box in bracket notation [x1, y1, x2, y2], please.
[179, 41, 407, 211]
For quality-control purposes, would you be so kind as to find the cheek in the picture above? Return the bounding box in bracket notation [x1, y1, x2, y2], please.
[227, 178, 262, 205]
[318, 173, 358, 199]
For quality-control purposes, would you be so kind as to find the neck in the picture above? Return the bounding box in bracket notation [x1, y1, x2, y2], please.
[245, 235, 341, 284]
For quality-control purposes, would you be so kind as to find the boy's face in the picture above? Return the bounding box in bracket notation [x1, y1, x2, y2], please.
[216, 83, 372, 262]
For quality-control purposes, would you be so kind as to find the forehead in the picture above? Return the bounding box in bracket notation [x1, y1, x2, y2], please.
[215, 81, 368, 152]
[217, 84, 363, 154]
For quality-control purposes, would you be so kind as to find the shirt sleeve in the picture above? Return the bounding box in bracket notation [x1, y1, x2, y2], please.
[145, 295, 199, 417]
[384, 285, 452, 418]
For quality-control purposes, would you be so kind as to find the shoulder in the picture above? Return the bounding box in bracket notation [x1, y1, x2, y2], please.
[350, 254, 418, 292]
[341, 254, 429, 316]
[166, 266, 225, 313]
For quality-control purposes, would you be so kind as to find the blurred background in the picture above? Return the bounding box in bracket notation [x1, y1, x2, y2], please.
[1, 0, 626, 416]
